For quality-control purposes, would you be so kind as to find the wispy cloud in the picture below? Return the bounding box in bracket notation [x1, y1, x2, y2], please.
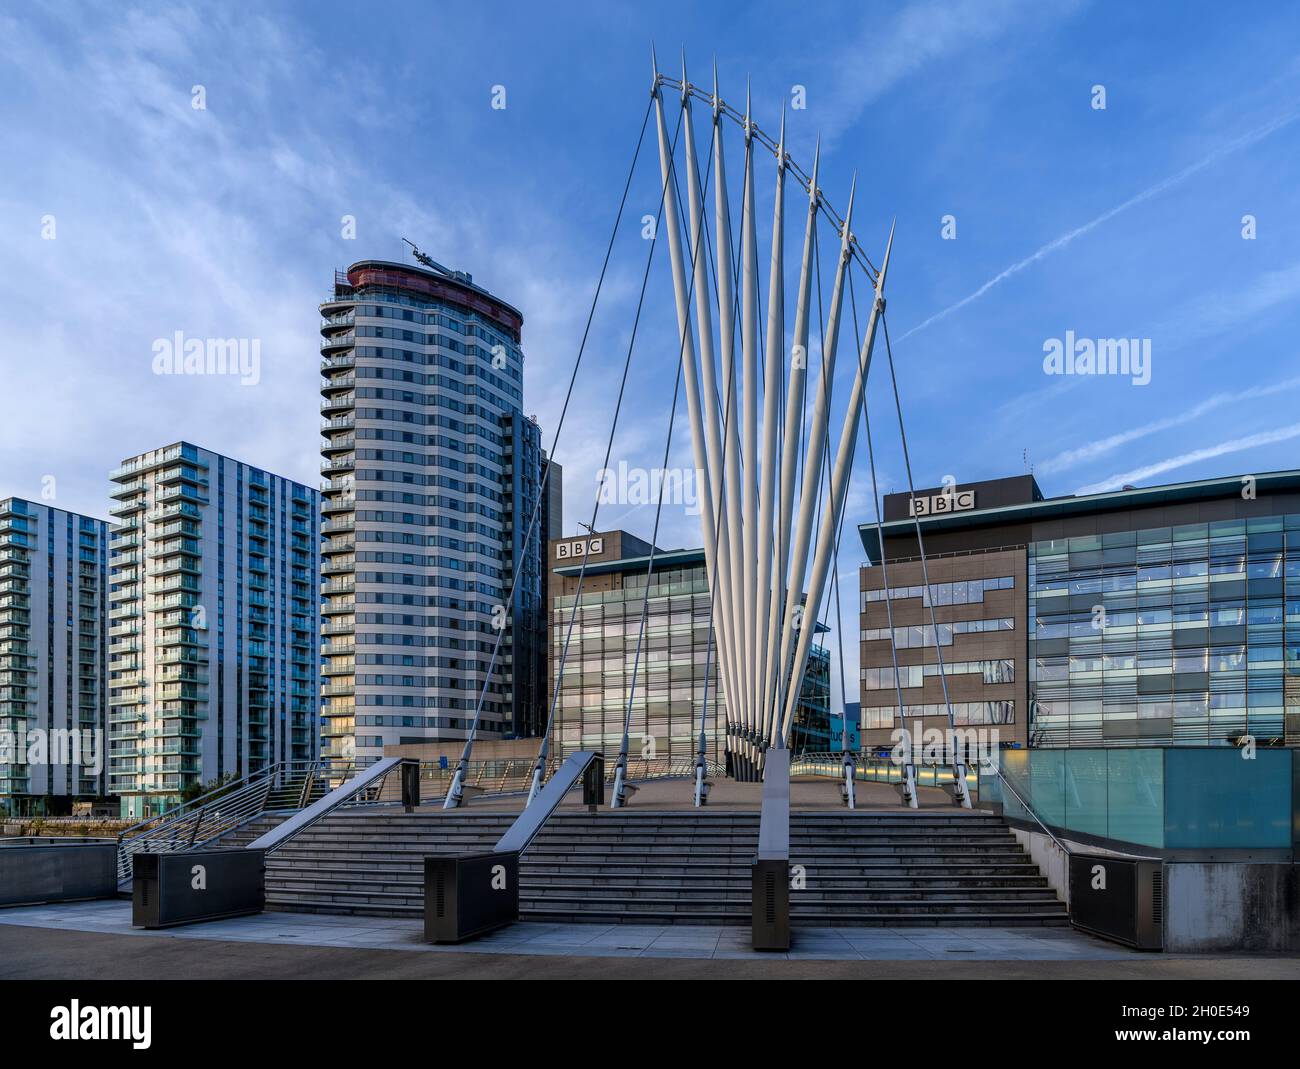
[1077, 422, 1300, 494]
[0, 6, 612, 525]
[1039, 375, 1300, 474]
[896, 107, 1300, 343]
[816, 0, 1079, 146]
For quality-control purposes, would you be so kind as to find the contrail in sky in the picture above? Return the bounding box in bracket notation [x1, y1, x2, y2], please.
[1077, 422, 1300, 495]
[896, 108, 1300, 343]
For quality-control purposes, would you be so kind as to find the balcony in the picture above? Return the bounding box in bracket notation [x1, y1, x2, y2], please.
[321, 352, 355, 374]
[321, 494, 355, 514]
[109, 496, 147, 517]
[110, 479, 148, 500]
[157, 484, 207, 508]
[321, 434, 355, 456]
[146, 502, 201, 524]
[111, 444, 205, 481]
[320, 311, 355, 333]
[320, 333, 355, 352]
[156, 465, 209, 488]
[147, 556, 201, 579]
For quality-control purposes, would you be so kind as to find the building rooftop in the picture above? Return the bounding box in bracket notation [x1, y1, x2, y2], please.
[334, 259, 523, 339]
[859, 468, 1300, 563]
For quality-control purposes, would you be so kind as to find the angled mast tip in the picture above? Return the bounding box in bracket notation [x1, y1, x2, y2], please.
[842, 173, 857, 236]
[878, 220, 896, 288]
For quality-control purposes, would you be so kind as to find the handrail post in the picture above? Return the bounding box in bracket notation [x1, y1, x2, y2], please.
[247, 757, 404, 854]
[890, 728, 920, 809]
[185, 807, 205, 848]
[297, 762, 316, 809]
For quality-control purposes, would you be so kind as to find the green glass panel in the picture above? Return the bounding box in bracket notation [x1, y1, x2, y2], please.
[1106, 748, 1164, 847]
[1163, 748, 1291, 848]
[1063, 748, 1108, 837]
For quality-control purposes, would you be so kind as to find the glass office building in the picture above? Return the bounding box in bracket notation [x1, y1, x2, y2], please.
[859, 471, 1300, 752]
[1028, 515, 1297, 747]
[549, 533, 830, 763]
[788, 645, 833, 753]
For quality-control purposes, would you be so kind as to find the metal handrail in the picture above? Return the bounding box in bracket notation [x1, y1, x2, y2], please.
[494, 751, 600, 856]
[983, 760, 1071, 858]
[246, 758, 407, 854]
[114, 758, 335, 843]
[790, 751, 963, 782]
[111, 752, 729, 884]
[114, 759, 351, 881]
[114, 764, 280, 843]
[0, 836, 118, 846]
[116, 776, 274, 881]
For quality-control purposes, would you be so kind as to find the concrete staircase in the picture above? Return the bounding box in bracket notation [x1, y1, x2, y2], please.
[261, 807, 1065, 927]
[209, 811, 295, 850]
[790, 812, 1068, 927]
[519, 811, 757, 925]
[265, 811, 513, 917]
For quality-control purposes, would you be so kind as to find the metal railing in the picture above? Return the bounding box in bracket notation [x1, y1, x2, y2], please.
[790, 750, 974, 790]
[113, 759, 353, 882]
[426, 753, 725, 800]
[980, 758, 1071, 860]
[247, 758, 407, 855]
[112, 750, 732, 884]
[0, 836, 117, 847]
[791, 749, 1071, 857]
[495, 752, 601, 856]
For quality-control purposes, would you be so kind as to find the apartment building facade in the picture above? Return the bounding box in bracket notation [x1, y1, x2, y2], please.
[318, 259, 548, 766]
[0, 497, 109, 815]
[108, 442, 319, 818]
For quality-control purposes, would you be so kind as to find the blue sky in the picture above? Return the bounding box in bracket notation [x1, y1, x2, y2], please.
[2, 1, 1298, 705]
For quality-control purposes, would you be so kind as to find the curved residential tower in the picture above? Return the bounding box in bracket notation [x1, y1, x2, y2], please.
[319, 259, 549, 766]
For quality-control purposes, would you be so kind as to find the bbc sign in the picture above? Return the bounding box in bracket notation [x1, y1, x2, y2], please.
[555, 538, 604, 560]
[908, 490, 976, 518]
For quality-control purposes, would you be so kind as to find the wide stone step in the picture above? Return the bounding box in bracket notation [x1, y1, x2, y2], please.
[520, 908, 749, 926]
[517, 893, 748, 911]
[791, 899, 1067, 916]
[789, 913, 1071, 928]
[522, 872, 1049, 889]
[793, 887, 1061, 901]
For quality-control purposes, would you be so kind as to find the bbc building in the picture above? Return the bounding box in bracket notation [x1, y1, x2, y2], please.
[858, 470, 1300, 753]
[548, 531, 831, 764]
